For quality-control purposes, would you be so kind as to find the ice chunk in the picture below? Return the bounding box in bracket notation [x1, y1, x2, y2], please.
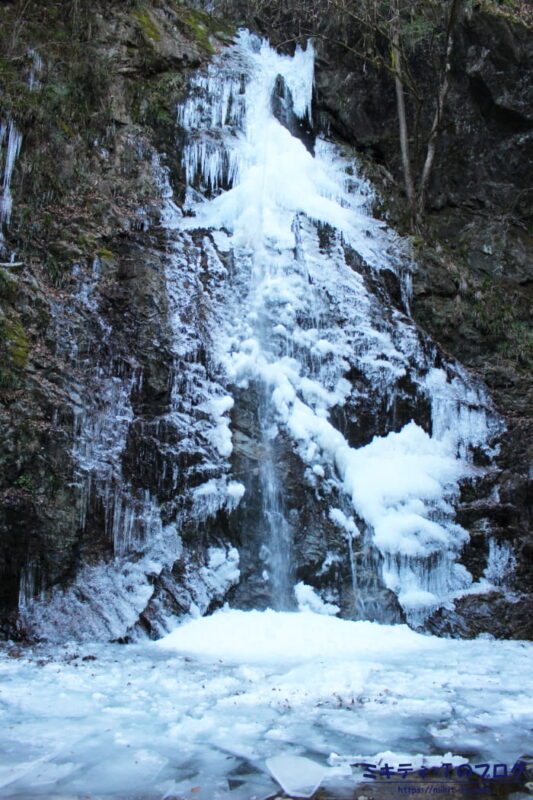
[266, 754, 350, 798]
[294, 582, 339, 616]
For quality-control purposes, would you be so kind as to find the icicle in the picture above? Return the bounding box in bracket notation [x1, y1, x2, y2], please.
[18, 561, 44, 609]
[27, 49, 42, 91]
[425, 367, 502, 459]
[0, 120, 23, 230]
[483, 538, 516, 588]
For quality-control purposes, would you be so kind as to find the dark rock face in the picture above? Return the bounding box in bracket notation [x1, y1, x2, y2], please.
[271, 74, 315, 154]
[412, 14, 532, 638]
[426, 420, 533, 639]
[314, 10, 532, 209]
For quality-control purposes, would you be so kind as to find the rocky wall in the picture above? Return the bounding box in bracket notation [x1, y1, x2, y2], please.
[0, 0, 531, 640]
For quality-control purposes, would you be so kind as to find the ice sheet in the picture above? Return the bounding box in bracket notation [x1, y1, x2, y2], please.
[0, 610, 531, 799]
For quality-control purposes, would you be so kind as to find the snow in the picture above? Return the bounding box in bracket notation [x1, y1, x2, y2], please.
[156, 609, 443, 665]
[197, 547, 240, 606]
[201, 395, 235, 456]
[0, 609, 531, 799]
[294, 582, 340, 615]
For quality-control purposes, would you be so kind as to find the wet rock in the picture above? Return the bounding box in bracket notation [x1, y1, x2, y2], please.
[271, 74, 315, 154]
[426, 590, 533, 640]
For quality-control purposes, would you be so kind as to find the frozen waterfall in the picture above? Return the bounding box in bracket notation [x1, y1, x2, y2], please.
[17, 28, 504, 641]
[177, 30, 501, 623]
[2, 27, 531, 800]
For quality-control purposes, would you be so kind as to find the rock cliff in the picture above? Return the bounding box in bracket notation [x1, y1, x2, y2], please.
[0, 0, 531, 640]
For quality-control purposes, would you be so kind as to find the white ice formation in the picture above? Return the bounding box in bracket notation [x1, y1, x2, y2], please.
[176, 30, 502, 623]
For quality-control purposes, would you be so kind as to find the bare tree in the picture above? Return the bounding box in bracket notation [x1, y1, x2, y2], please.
[318, 0, 465, 227]
[416, 0, 464, 218]
[239, 0, 465, 227]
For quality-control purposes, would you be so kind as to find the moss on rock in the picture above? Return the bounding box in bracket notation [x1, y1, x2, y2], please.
[174, 6, 234, 53]
[132, 6, 163, 42]
[2, 319, 29, 368]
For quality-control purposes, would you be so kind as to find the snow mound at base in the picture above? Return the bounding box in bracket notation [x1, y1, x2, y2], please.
[155, 608, 445, 665]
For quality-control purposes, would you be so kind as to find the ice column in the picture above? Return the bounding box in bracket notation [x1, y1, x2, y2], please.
[0, 120, 22, 234]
